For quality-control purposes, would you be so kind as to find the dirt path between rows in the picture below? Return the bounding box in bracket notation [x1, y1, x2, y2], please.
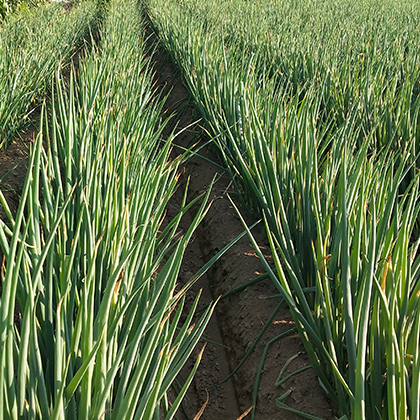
[148, 26, 337, 420]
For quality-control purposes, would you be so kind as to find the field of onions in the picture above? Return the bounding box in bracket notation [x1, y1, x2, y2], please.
[0, 1, 99, 150]
[146, 0, 420, 419]
[0, 0, 217, 418]
[1, 0, 420, 419]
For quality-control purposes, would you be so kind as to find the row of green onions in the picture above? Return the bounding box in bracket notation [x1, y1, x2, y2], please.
[146, 0, 420, 418]
[0, 0, 215, 417]
[0, 0, 98, 150]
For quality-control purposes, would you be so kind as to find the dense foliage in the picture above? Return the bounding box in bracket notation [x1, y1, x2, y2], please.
[0, 0, 214, 418]
[1, 0, 46, 23]
[146, 0, 420, 418]
[0, 0, 98, 150]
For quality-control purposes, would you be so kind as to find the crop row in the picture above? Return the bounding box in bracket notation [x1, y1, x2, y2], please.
[146, 0, 420, 418]
[0, 0, 214, 418]
[0, 1, 98, 150]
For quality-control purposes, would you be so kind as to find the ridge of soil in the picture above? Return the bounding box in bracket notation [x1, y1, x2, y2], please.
[149, 27, 337, 420]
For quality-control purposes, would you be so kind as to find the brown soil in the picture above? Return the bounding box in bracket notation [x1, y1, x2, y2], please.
[0, 25, 338, 420]
[0, 117, 38, 222]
